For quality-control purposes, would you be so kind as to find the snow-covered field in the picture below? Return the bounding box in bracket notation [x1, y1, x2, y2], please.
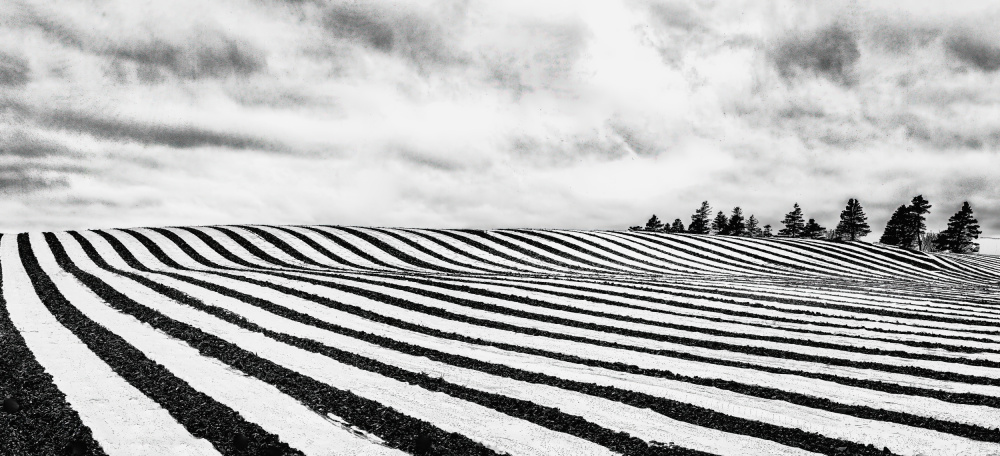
[2, 226, 1000, 456]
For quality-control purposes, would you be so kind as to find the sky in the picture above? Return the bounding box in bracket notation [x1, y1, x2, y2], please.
[1, 0, 999, 239]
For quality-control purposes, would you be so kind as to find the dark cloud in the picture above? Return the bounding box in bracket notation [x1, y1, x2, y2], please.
[0, 52, 30, 86]
[971, 206, 1000, 234]
[816, 130, 863, 148]
[868, 23, 939, 54]
[38, 109, 274, 150]
[187, 32, 266, 78]
[938, 176, 998, 204]
[324, 7, 395, 52]
[508, 131, 633, 167]
[29, 10, 265, 80]
[392, 147, 464, 171]
[1, 130, 76, 158]
[777, 105, 825, 120]
[111, 30, 266, 80]
[946, 30, 1000, 72]
[321, 3, 461, 69]
[0, 168, 68, 194]
[28, 13, 86, 48]
[110, 39, 183, 72]
[882, 113, 1000, 150]
[772, 24, 860, 85]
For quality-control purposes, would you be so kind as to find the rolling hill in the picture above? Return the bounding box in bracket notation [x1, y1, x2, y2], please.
[2, 226, 1000, 456]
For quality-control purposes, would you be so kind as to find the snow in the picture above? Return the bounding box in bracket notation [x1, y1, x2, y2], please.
[33, 233, 404, 456]
[8, 225, 1000, 456]
[1, 235, 222, 456]
[59, 233, 621, 456]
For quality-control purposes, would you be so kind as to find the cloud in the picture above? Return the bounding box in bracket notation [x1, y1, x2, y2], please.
[645, 1, 702, 33]
[25, 2, 266, 81]
[866, 20, 940, 54]
[320, 1, 463, 70]
[0, 51, 30, 86]
[0, 171, 63, 193]
[108, 29, 265, 80]
[481, 19, 589, 96]
[0, 127, 76, 157]
[771, 24, 860, 85]
[0, 162, 72, 194]
[323, 6, 396, 53]
[34, 109, 275, 150]
[945, 30, 1000, 72]
[25, 10, 86, 48]
[0, 0, 999, 238]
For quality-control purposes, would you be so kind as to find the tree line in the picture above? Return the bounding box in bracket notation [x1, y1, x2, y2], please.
[629, 196, 983, 254]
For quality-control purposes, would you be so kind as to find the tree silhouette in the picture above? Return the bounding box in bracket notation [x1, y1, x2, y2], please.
[746, 215, 761, 237]
[761, 224, 773, 238]
[728, 207, 747, 236]
[879, 205, 909, 246]
[688, 201, 712, 234]
[834, 198, 871, 241]
[778, 203, 806, 237]
[905, 195, 932, 250]
[670, 218, 685, 233]
[935, 202, 981, 253]
[644, 214, 664, 232]
[802, 218, 826, 239]
[712, 211, 730, 235]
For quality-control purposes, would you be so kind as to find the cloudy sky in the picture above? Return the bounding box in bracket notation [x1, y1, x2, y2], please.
[1, 0, 999, 238]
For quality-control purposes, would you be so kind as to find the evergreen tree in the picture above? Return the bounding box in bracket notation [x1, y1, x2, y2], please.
[834, 198, 871, 241]
[644, 214, 664, 232]
[761, 224, 773, 238]
[778, 203, 806, 237]
[728, 207, 747, 236]
[670, 218, 685, 233]
[688, 201, 712, 235]
[933, 230, 948, 252]
[935, 202, 981, 253]
[905, 195, 932, 250]
[712, 211, 730, 235]
[747, 215, 761, 237]
[628, 225, 643, 232]
[880, 205, 910, 246]
[802, 218, 826, 239]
